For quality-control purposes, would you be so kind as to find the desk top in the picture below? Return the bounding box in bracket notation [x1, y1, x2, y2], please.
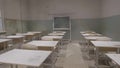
[0, 49, 51, 67]
[85, 36, 112, 41]
[7, 35, 24, 39]
[27, 32, 42, 34]
[26, 41, 58, 47]
[91, 41, 120, 48]
[53, 31, 66, 34]
[106, 54, 120, 66]
[81, 33, 102, 37]
[0, 39, 11, 43]
[48, 33, 65, 36]
[80, 31, 96, 34]
[41, 36, 63, 39]
[16, 33, 34, 36]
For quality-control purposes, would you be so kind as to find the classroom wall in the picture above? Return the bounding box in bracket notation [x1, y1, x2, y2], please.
[3, 0, 29, 20]
[27, 0, 102, 40]
[1, 0, 29, 34]
[3, 0, 21, 19]
[101, 0, 120, 17]
[20, 0, 29, 20]
[2, 0, 120, 41]
[101, 0, 120, 41]
[28, 0, 101, 20]
[71, 19, 102, 40]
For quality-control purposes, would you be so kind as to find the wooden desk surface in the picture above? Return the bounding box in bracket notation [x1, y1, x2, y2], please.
[53, 31, 66, 34]
[81, 33, 101, 37]
[91, 41, 120, 48]
[16, 33, 34, 36]
[80, 31, 96, 34]
[0, 39, 11, 43]
[41, 36, 63, 39]
[106, 54, 120, 66]
[48, 33, 65, 36]
[85, 36, 112, 41]
[26, 41, 58, 47]
[27, 32, 42, 34]
[7, 35, 24, 39]
[0, 49, 51, 67]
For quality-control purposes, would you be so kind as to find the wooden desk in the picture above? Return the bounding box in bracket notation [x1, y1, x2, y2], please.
[53, 31, 66, 34]
[41, 36, 63, 41]
[91, 41, 120, 68]
[83, 36, 112, 53]
[85, 36, 112, 41]
[28, 32, 41, 34]
[0, 49, 51, 68]
[0, 39, 11, 43]
[91, 41, 120, 48]
[81, 33, 102, 37]
[23, 40, 59, 67]
[0, 39, 11, 50]
[106, 54, 120, 67]
[80, 31, 96, 34]
[24, 41, 59, 51]
[17, 33, 35, 36]
[6, 36, 24, 44]
[27, 32, 42, 39]
[16, 33, 35, 42]
[48, 33, 65, 36]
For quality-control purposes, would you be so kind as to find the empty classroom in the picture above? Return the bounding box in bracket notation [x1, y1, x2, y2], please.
[0, 0, 120, 68]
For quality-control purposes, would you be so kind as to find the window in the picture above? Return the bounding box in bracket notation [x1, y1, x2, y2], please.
[0, 11, 4, 32]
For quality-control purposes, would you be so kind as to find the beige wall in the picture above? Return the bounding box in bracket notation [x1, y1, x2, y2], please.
[3, 0, 21, 19]
[2, 0, 120, 20]
[28, 0, 101, 20]
[1, 0, 29, 20]
[101, 0, 120, 17]
[20, 0, 29, 20]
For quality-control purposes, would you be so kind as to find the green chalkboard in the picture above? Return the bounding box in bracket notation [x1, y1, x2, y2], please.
[54, 17, 70, 28]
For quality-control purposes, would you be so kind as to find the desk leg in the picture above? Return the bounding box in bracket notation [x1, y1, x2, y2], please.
[15, 65, 18, 68]
[10, 65, 18, 68]
[117, 48, 120, 53]
[115, 65, 119, 68]
[10, 65, 13, 68]
[95, 47, 99, 68]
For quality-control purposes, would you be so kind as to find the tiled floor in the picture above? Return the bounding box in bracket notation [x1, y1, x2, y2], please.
[55, 41, 95, 68]
[0, 41, 95, 68]
[63, 42, 88, 68]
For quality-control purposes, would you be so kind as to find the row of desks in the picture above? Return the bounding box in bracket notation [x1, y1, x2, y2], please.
[80, 31, 120, 68]
[0, 32, 42, 51]
[0, 31, 66, 68]
[0, 31, 65, 51]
